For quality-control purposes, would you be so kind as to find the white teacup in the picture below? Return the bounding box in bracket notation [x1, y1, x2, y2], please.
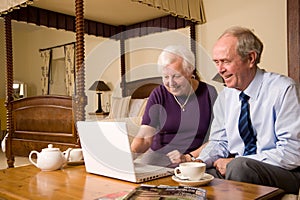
[68, 148, 83, 162]
[174, 162, 206, 181]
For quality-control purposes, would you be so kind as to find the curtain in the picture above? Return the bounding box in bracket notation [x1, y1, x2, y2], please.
[64, 44, 75, 96]
[0, 0, 34, 16]
[131, 0, 206, 24]
[40, 49, 52, 95]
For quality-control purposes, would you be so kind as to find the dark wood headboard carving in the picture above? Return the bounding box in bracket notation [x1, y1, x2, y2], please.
[123, 77, 162, 98]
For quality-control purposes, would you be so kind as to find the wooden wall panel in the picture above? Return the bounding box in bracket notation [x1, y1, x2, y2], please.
[287, 0, 300, 83]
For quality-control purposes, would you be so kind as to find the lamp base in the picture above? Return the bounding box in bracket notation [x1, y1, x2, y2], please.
[95, 93, 104, 114]
[95, 108, 103, 113]
[94, 110, 109, 115]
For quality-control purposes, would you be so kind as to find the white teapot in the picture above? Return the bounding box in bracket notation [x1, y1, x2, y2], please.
[29, 144, 71, 171]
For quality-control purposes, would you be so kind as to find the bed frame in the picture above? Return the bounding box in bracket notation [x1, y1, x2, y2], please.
[6, 78, 161, 159]
[8, 95, 79, 157]
[124, 77, 162, 98]
[3, 0, 180, 168]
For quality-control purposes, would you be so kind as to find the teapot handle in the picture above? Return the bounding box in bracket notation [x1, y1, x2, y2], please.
[63, 148, 73, 163]
[29, 151, 39, 167]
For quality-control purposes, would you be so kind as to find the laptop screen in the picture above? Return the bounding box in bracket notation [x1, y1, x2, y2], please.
[77, 121, 135, 173]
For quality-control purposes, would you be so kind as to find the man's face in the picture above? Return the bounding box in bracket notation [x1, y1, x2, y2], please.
[162, 57, 191, 96]
[212, 35, 254, 91]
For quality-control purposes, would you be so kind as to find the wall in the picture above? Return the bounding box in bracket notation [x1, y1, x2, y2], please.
[89, 0, 287, 97]
[11, 23, 107, 97]
[0, 20, 106, 129]
[85, 28, 194, 114]
[0, 0, 287, 129]
[199, 0, 287, 77]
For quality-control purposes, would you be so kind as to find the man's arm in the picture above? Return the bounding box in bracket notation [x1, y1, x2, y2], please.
[247, 84, 300, 170]
[197, 91, 231, 167]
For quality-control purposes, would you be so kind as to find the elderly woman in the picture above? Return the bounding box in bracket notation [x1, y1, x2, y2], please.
[131, 45, 217, 167]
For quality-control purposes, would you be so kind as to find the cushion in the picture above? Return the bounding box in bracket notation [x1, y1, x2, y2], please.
[128, 98, 148, 118]
[101, 117, 142, 143]
[137, 98, 148, 118]
[108, 96, 131, 118]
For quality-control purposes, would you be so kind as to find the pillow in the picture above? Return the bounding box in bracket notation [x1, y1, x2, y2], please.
[108, 96, 131, 118]
[101, 117, 141, 143]
[128, 98, 148, 118]
[137, 98, 148, 118]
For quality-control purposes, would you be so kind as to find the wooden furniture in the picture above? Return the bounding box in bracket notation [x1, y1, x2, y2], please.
[5, 76, 161, 168]
[4, 0, 190, 168]
[88, 112, 110, 120]
[3, 0, 86, 168]
[8, 95, 79, 158]
[287, 0, 300, 83]
[0, 165, 284, 200]
[123, 77, 162, 98]
[89, 77, 161, 119]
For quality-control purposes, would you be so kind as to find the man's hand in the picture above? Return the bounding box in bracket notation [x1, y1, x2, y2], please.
[213, 158, 234, 176]
[166, 150, 186, 164]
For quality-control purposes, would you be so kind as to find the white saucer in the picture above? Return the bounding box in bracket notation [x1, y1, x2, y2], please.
[67, 160, 84, 166]
[172, 173, 214, 186]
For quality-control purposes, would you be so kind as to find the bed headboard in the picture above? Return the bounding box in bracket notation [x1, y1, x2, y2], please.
[123, 77, 162, 99]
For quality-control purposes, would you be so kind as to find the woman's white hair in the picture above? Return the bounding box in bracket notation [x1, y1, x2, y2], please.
[157, 45, 195, 74]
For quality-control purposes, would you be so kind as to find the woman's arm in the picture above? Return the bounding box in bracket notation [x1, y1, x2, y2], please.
[131, 125, 156, 153]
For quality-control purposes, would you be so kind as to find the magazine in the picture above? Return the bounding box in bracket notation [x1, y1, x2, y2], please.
[96, 190, 131, 200]
[123, 184, 206, 200]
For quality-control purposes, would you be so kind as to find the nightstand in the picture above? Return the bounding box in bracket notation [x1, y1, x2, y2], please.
[88, 112, 109, 120]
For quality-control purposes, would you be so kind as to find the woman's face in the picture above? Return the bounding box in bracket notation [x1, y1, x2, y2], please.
[162, 57, 192, 96]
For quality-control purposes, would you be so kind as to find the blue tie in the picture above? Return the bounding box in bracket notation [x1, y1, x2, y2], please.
[238, 92, 257, 155]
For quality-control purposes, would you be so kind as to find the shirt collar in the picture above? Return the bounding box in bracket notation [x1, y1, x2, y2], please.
[244, 67, 264, 100]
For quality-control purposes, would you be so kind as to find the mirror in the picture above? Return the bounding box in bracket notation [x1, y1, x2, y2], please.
[13, 80, 27, 99]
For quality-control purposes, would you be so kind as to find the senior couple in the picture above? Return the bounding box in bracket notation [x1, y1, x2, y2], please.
[130, 26, 300, 194]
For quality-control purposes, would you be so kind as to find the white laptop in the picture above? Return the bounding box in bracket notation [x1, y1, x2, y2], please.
[76, 121, 173, 183]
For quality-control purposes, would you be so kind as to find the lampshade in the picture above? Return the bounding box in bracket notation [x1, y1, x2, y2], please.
[212, 73, 224, 84]
[89, 81, 110, 92]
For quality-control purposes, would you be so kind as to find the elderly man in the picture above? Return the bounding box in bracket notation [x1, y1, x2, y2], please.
[197, 26, 300, 194]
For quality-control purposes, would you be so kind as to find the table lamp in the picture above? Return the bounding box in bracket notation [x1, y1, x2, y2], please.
[89, 80, 111, 113]
[212, 73, 225, 86]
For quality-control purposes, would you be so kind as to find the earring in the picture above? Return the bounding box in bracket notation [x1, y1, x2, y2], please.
[191, 75, 196, 79]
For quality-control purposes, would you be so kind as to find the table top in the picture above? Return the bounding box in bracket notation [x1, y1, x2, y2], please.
[0, 164, 284, 200]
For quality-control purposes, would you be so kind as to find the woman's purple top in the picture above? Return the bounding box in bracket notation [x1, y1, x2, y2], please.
[141, 81, 213, 154]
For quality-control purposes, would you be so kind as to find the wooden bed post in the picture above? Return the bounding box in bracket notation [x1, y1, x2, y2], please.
[190, 22, 197, 67]
[120, 26, 127, 97]
[74, 0, 87, 128]
[4, 14, 15, 168]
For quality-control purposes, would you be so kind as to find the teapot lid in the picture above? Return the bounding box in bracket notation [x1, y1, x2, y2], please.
[42, 144, 60, 152]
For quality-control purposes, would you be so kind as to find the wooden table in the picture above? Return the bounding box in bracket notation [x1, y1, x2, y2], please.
[0, 164, 284, 200]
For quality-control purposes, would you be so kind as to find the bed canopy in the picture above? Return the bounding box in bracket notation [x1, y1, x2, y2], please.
[1, 0, 206, 167]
